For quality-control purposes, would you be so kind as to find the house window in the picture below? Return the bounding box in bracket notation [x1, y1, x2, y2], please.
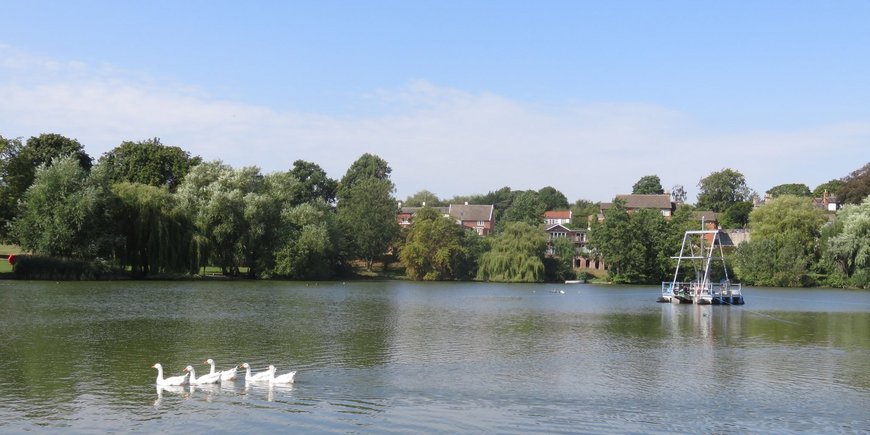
[477, 220, 485, 226]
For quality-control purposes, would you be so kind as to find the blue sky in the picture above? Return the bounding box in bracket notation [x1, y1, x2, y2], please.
[1, 1, 868, 202]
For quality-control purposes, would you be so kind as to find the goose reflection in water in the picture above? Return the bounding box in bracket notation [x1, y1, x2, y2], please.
[189, 383, 222, 403]
[154, 385, 188, 407]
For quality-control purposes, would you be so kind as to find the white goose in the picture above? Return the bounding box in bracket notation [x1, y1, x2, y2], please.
[184, 365, 221, 385]
[204, 358, 237, 381]
[269, 365, 297, 384]
[152, 363, 188, 386]
[240, 363, 275, 382]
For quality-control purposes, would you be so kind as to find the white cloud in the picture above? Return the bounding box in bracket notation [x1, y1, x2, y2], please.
[1, 45, 867, 203]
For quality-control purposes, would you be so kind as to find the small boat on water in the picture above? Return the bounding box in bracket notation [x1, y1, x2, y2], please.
[658, 229, 744, 305]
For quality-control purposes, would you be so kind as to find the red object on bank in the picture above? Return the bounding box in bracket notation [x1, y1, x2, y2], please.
[7, 254, 16, 265]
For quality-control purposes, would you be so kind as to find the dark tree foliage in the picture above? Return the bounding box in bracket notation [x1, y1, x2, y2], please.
[499, 190, 546, 228]
[838, 162, 870, 205]
[719, 201, 753, 229]
[399, 207, 481, 280]
[766, 183, 811, 198]
[632, 175, 665, 195]
[0, 134, 92, 235]
[812, 179, 845, 198]
[288, 160, 338, 205]
[338, 153, 392, 201]
[97, 138, 201, 191]
[537, 186, 569, 211]
[587, 200, 670, 283]
[477, 221, 547, 282]
[696, 168, 751, 212]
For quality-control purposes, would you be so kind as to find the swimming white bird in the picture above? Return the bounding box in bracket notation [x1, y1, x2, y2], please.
[268, 365, 297, 384]
[184, 365, 221, 385]
[152, 363, 188, 386]
[240, 363, 275, 382]
[204, 358, 237, 381]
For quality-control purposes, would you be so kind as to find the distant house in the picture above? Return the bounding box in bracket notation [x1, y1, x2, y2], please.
[598, 194, 675, 220]
[396, 204, 448, 229]
[544, 210, 572, 225]
[812, 190, 840, 212]
[448, 204, 495, 235]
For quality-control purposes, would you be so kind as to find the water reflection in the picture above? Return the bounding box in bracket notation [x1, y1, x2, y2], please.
[153, 385, 187, 407]
[0, 281, 867, 433]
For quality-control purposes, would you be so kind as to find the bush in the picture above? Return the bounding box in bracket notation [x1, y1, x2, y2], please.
[12, 255, 119, 280]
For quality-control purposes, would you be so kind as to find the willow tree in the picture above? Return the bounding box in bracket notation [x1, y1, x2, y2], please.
[110, 182, 198, 276]
[477, 221, 547, 283]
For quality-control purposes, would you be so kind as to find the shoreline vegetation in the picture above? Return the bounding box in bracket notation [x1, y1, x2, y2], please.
[1, 134, 868, 288]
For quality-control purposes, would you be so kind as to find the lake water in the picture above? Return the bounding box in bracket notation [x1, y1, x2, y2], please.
[0, 280, 868, 434]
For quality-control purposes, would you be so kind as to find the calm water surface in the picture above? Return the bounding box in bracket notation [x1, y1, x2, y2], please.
[0, 281, 868, 433]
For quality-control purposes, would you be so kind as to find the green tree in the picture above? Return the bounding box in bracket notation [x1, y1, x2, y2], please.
[733, 195, 826, 286]
[570, 199, 598, 228]
[812, 179, 845, 198]
[500, 190, 546, 227]
[9, 155, 100, 258]
[399, 207, 480, 280]
[338, 177, 400, 270]
[838, 162, 870, 205]
[273, 200, 345, 279]
[403, 189, 445, 207]
[96, 138, 201, 191]
[477, 221, 547, 282]
[537, 186, 569, 210]
[109, 182, 198, 276]
[587, 201, 669, 283]
[696, 168, 751, 212]
[823, 197, 870, 288]
[0, 135, 24, 238]
[337, 153, 391, 201]
[766, 183, 811, 198]
[632, 175, 665, 195]
[288, 160, 338, 205]
[547, 236, 577, 281]
[0, 134, 92, 235]
[719, 201, 753, 229]
[176, 162, 278, 276]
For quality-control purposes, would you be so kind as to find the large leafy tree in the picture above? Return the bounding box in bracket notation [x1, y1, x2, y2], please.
[477, 221, 547, 283]
[632, 175, 665, 195]
[288, 160, 338, 205]
[696, 168, 751, 212]
[734, 195, 826, 286]
[587, 200, 670, 283]
[400, 207, 480, 280]
[838, 162, 870, 205]
[96, 138, 201, 191]
[537, 186, 569, 211]
[500, 190, 546, 227]
[337, 153, 391, 201]
[766, 183, 811, 198]
[176, 162, 279, 276]
[337, 154, 399, 270]
[823, 197, 870, 288]
[0, 134, 92, 235]
[10, 155, 101, 258]
[272, 200, 345, 279]
[109, 182, 198, 276]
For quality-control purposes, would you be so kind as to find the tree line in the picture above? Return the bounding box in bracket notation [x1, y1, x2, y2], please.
[1, 133, 868, 287]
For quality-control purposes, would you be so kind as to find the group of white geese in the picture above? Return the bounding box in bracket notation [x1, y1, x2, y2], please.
[152, 359, 296, 386]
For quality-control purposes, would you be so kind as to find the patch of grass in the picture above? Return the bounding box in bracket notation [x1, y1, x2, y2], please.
[0, 244, 21, 255]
